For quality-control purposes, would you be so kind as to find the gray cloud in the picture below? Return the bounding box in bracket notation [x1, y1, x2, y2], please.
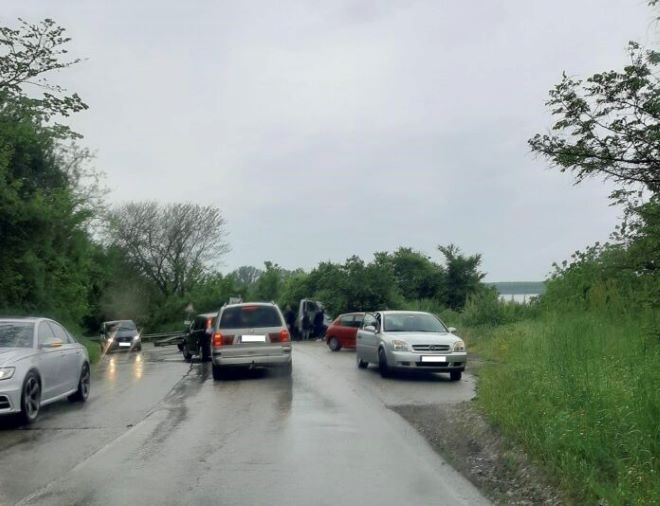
[2, 0, 650, 280]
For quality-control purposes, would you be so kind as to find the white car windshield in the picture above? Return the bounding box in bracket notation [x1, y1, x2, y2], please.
[0, 322, 34, 348]
[383, 313, 448, 333]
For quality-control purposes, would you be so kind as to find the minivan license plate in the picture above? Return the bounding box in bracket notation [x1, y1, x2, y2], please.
[241, 335, 266, 343]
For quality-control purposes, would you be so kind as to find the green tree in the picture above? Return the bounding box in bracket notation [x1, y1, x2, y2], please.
[252, 261, 283, 302]
[377, 247, 445, 300]
[230, 265, 262, 291]
[105, 202, 230, 298]
[529, 6, 660, 303]
[0, 18, 98, 324]
[437, 244, 486, 310]
[0, 18, 87, 126]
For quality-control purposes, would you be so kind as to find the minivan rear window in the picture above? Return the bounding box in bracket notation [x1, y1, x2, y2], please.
[220, 306, 282, 328]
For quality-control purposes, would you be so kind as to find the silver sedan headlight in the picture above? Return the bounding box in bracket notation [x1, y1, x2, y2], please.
[0, 367, 16, 380]
[453, 340, 466, 352]
[391, 339, 410, 351]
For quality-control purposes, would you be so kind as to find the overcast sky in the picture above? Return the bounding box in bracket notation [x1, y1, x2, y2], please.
[3, 1, 656, 281]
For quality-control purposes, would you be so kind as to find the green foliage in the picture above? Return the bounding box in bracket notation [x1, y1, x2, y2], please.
[461, 286, 539, 327]
[437, 244, 486, 310]
[105, 202, 230, 298]
[543, 241, 659, 320]
[251, 261, 284, 302]
[187, 272, 239, 314]
[230, 265, 262, 291]
[476, 314, 660, 505]
[0, 96, 94, 324]
[529, 42, 660, 202]
[0, 18, 87, 126]
[78, 335, 101, 364]
[375, 247, 444, 300]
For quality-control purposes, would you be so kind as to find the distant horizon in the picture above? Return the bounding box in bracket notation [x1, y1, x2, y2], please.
[488, 281, 546, 295]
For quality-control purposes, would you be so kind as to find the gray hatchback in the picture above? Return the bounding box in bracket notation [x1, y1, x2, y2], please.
[210, 302, 292, 380]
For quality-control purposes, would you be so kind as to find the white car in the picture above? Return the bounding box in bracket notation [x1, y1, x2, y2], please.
[356, 311, 467, 380]
[0, 317, 91, 424]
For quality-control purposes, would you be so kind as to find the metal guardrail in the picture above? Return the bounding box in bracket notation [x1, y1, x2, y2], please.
[85, 331, 183, 346]
[144, 331, 184, 346]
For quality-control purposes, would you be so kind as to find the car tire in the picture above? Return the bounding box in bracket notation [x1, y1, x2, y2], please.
[378, 348, 390, 378]
[20, 371, 41, 425]
[328, 337, 341, 352]
[212, 364, 224, 380]
[182, 343, 192, 361]
[450, 370, 462, 381]
[356, 353, 368, 369]
[69, 362, 91, 402]
[135, 343, 142, 352]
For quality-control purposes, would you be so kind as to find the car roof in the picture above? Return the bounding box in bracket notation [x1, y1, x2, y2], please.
[103, 319, 135, 324]
[196, 312, 218, 318]
[0, 316, 46, 322]
[222, 302, 277, 309]
[336, 312, 366, 317]
[377, 310, 432, 315]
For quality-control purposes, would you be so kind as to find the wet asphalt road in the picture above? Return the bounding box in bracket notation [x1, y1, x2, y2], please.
[0, 342, 489, 506]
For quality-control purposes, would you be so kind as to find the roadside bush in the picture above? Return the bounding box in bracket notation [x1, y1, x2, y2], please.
[476, 312, 660, 505]
[79, 336, 101, 364]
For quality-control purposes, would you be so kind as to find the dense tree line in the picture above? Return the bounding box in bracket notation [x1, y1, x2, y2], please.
[0, 18, 490, 333]
[225, 245, 490, 320]
[5, 11, 658, 339]
[0, 19, 232, 332]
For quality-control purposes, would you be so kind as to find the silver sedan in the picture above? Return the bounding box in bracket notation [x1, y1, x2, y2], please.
[356, 310, 467, 380]
[0, 317, 91, 424]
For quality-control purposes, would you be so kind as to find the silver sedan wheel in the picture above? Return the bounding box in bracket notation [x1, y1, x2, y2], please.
[80, 364, 91, 399]
[21, 372, 41, 424]
[70, 363, 91, 402]
[378, 348, 390, 378]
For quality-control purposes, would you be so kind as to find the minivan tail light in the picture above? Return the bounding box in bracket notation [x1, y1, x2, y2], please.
[213, 331, 223, 348]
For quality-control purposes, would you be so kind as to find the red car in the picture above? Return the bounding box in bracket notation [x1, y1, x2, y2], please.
[325, 312, 365, 351]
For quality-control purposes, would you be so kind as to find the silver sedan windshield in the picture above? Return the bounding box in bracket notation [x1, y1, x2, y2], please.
[383, 313, 447, 332]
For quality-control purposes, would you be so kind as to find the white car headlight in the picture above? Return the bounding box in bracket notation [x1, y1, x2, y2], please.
[453, 340, 466, 352]
[391, 339, 410, 351]
[0, 367, 16, 380]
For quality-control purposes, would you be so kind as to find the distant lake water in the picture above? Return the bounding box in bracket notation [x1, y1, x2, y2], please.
[498, 293, 541, 304]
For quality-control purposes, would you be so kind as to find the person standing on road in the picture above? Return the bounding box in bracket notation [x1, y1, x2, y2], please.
[313, 307, 324, 339]
[302, 310, 311, 341]
[284, 305, 296, 338]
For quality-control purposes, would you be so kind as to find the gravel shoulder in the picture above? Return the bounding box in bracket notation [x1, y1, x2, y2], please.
[392, 363, 566, 505]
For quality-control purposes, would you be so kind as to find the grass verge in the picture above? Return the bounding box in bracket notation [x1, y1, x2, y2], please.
[471, 313, 659, 505]
[79, 336, 101, 364]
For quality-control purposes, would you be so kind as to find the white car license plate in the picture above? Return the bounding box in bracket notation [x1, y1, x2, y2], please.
[118, 342, 131, 347]
[421, 355, 446, 362]
[241, 335, 266, 343]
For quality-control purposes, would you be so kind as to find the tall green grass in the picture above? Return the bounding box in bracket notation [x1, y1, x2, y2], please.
[476, 312, 659, 505]
[79, 336, 101, 364]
